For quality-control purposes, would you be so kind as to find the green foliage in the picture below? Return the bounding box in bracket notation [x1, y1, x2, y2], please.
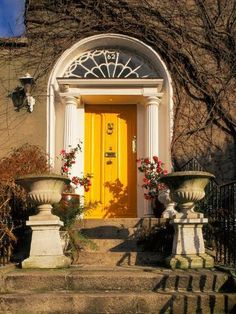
[52, 195, 83, 229]
[52, 194, 97, 261]
[67, 229, 97, 262]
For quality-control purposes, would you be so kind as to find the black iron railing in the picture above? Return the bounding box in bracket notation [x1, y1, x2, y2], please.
[0, 216, 14, 266]
[178, 158, 205, 172]
[214, 181, 236, 267]
[178, 158, 236, 269]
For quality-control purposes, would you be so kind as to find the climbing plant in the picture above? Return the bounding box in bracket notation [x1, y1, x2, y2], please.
[0, 0, 235, 181]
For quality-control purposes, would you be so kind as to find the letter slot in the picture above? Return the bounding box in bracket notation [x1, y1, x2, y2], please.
[105, 152, 117, 158]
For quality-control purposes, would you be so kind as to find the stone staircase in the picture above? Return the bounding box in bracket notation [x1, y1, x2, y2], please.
[0, 218, 235, 313]
[75, 218, 166, 267]
[0, 265, 235, 313]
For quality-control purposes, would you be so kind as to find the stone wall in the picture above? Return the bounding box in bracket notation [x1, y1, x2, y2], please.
[0, 0, 235, 184]
[0, 44, 48, 157]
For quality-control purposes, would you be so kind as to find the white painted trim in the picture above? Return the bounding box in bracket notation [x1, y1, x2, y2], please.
[48, 34, 173, 91]
[59, 88, 163, 97]
[46, 33, 174, 217]
[57, 79, 164, 98]
[137, 103, 145, 217]
[47, 85, 56, 163]
[57, 78, 163, 89]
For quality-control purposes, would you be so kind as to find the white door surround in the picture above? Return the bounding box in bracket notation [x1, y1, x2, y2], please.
[47, 34, 174, 218]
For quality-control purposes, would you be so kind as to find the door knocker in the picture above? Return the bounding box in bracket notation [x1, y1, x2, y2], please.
[107, 123, 114, 135]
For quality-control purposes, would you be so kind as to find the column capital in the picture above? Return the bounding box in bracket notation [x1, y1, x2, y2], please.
[145, 95, 162, 107]
[62, 95, 82, 108]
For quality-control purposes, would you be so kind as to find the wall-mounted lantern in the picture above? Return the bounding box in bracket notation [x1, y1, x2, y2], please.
[10, 73, 35, 113]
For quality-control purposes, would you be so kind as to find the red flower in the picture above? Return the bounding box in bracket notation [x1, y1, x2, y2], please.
[60, 144, 92, 192]
[63, 166, 69, 173]
[153, 156, 158, 162]
[144, 193, 151, 200]
[143, 177, 150, 184]
[137, 155, 168, 200]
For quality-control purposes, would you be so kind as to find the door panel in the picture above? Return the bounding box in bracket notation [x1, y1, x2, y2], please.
[85, 105, 137, 218]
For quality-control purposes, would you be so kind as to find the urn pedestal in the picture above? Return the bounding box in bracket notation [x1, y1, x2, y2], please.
[160, 171, 215, 269]
[166, 217, 214, 269]
[16, 174, 71, 268]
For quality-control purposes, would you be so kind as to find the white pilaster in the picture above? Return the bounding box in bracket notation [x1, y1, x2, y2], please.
[63, 95, 79, 151]
[144, 95, 161, 217]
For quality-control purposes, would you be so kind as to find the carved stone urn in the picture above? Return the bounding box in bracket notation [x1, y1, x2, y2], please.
[16, 174, 71, 268]
[160, 171, 215, 218]
[159, 171, 215, 269]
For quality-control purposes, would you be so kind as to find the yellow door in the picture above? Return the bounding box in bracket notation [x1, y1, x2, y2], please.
[84, 105, 137, 218]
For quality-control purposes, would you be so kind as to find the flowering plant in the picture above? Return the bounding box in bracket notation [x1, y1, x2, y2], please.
[137, 156, 167, 200]
[60, 144, 92, 192]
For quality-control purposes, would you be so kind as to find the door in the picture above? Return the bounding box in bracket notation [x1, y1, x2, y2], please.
[84, 104, 137, 218]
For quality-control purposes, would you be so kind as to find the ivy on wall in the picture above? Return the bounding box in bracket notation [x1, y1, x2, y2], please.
[0, 0, 235, 181]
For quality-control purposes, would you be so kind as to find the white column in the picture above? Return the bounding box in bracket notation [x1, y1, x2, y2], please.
[144, 95, 161, 217]
[63, 96, 79, 151]
[145, 95, 161, 158]
[63, 95, 85, 197]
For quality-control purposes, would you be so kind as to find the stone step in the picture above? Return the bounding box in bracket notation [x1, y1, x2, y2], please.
[3, 268, 231, 293]
[77, 218, 167, 239]
[77, 218, 166, 229]
[80, 239, 140, 252]
[76, 251, 165, 266]
[79, 226, 138, 239]
[0, 291, 235, 314]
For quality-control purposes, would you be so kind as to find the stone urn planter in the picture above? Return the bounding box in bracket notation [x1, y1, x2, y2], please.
[16, 174, 71, 268]
[60, 192, 80, 207]
[159, 171, 215, 269]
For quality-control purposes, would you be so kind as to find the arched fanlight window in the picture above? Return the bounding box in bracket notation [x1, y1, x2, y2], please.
[63, 49, 159, 79]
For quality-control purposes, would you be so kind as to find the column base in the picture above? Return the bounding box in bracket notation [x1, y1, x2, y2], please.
[166, 253, 214, 270]
[22, 255, 71, 269]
